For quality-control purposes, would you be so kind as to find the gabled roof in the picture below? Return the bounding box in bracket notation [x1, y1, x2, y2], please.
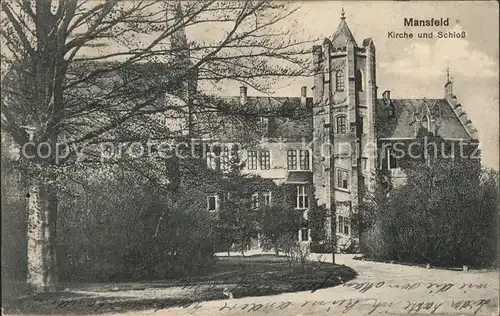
[375, 98, 473, 140]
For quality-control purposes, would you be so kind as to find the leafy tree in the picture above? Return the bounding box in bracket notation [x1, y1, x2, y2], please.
[259, 204, 303, 254]
[1, 0, 311, 291]
[258, 184, 303, 254]
[362, 128, 497, 267]
[215, 156, 274, 255]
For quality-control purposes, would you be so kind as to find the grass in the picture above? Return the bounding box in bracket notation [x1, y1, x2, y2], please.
[3, 254, 357, 315]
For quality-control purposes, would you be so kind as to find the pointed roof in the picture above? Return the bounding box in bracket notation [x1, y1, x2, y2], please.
[169, 1, 188, 53]
[331, 8, 357, 47]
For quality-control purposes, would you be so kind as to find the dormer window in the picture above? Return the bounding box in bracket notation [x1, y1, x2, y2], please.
[387, 104, 395, 118]
[335, 70, 345, 91]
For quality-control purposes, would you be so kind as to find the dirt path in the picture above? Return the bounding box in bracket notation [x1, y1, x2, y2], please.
[8, 254, 497, 315]
[108, 254, 499, 316]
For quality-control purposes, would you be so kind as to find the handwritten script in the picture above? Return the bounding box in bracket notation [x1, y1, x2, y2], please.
[49, 281, 495, 315]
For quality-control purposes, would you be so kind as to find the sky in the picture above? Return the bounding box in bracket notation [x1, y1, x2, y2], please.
[201, 1, 499, 170]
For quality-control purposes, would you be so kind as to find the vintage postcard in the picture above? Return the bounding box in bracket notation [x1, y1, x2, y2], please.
[1, 1, 498, 315]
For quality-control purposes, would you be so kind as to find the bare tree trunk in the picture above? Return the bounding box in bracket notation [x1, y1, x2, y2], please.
[27, 180, 57, 292]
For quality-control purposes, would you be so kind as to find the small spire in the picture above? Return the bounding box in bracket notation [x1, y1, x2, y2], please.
[446, 66, 450, 82]
[341, 7, 345, 20]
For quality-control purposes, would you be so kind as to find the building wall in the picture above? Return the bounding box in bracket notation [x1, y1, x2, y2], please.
[240, 141, 311, 183]
[311, 36, 377, 247]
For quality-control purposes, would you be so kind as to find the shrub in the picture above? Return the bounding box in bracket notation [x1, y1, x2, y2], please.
[57, 169, 217, 282]
[259, 204, 303, 254]
[361, 132, 498, 268]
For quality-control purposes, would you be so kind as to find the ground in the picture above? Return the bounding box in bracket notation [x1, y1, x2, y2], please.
[87, 253, 499, 316]
[142, 253, 497, 316]
[3, 253, 356, 315]
[3, 253, 498, 315]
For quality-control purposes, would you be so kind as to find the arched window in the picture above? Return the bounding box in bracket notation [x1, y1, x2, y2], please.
[335, 70, 345, 91]
[421, 115, 430, 130]
[336, 115, 347, 134]
[355, 69, 363, 92]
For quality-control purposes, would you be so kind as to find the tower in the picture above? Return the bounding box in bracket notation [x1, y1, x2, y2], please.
[167, 0, 198, 137]
[312, 9, 377, 246]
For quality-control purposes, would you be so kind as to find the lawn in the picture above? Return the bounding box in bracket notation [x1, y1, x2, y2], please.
[3, 254, 357, 315]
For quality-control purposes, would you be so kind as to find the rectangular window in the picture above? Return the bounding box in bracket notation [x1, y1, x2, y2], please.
[336, 70, 345, 91]
[296, 185, 309, 209]
[336, 116, 347, 134]
[221, 192, 231, 203]
[362, 157, 368, 172]
[251, 193, 259, 209]
[299, 150, 310, 170]
[336, 169, 349, 190]
[206, 145, 221, 170]
[206, 152, 216, 170]
[384, 148, 399, 169]
[259, 150, 270, 170]
[207, 195, 218, 212]
[337, 215, 350, 235]
[263, 191, 272, 206]
[359, 116, 364, 135]
[300, 228, 309, 242]
[260, 117, 269, 134]
[389, 152, 399, 169]
[220, 146, 230, 172]
[287, 150, 298, 170]
[247, 150, 258, 170]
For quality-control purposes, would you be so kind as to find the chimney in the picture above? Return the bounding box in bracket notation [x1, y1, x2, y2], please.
[239, 86, 247, 105]
[445, 81, 454, 100]
[444, 67, 454, 101]
[382, 90, 390, 101]
[301, 86, 307, 106]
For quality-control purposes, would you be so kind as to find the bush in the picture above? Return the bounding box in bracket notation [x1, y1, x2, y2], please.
[259, 204, 303, 254]
[279, 237, 310, 271]
[57, 169, 217, 282]
[361, 134, 498, 268]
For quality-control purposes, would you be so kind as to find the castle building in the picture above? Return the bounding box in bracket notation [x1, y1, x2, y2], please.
[1, 4, 480, 251]
[175, 9, 480, 250]
[130, 6, 480, 250]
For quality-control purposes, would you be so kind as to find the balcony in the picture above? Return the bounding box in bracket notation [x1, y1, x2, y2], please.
[285, 170, 313, 184]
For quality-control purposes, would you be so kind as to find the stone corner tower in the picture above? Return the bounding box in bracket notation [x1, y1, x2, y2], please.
[311, 9, 377, 244]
